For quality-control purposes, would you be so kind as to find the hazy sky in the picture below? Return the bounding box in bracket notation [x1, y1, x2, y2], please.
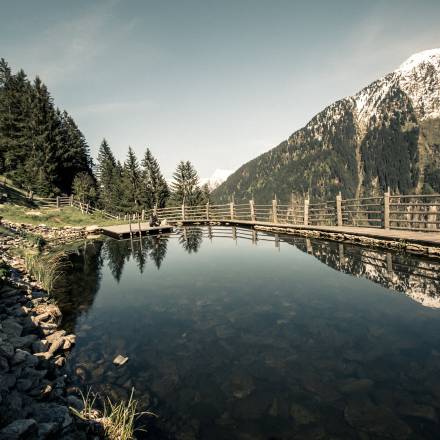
[1, 0, 440, 179]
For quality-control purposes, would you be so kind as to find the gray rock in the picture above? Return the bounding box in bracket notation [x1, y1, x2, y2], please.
[30, 402, 72, 429]
[11, 349, 38, 367]
[37, 422, 58, 438]
[0, 373, 16, 391]
[0, 355, 9, 372]
[16, 378, 33, 392]
[31, 340, 49, 354]
[9, 334, 38, 350]
[0, 342, 14, 359]
[67, 395, 84, 412]
[2, 318, 23, 337]
[0, 419, 37, 439]
[398, 403, 438, 423]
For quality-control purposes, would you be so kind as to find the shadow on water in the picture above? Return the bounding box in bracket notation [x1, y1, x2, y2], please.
[54, 227, 440, 439]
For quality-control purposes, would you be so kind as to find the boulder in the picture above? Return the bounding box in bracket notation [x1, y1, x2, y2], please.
[113, 355, 129, 366]
[0, 419, 37, 439]
[2, 319, 23, 337]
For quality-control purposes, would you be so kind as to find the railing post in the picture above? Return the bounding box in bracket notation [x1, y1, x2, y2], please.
[181, 202, 185, 221]
[336, 192, 342, 227]
[272, 199, 278, 224]
[428, 205, 437, 230]
[384, 188, 390, 229]
[249, 199, 256, 222]
[230, 201, 234, 220]
[206, 202, 210, 221]
[141, 209, 145, 221]
[56, 196, 60, 208]
[304, 197, 309, 226]
[69, 194, 73, 206]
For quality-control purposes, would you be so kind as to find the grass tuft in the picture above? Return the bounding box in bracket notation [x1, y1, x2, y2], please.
[70, 388, 155, 440]
[23, 250, 70, 293]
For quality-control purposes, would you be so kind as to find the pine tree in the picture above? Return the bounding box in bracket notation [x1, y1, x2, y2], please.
[200, 183, 211, 204]
[170, 160, 203, 205]
[141, 148, 169, 209]
[121, 147, 142, 212]
[97, 139, 118, 210]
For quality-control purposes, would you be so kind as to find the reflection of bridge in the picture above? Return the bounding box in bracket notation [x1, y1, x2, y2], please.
[176, 226, 440, 308]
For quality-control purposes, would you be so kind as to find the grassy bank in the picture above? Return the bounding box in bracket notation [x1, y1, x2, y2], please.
[0, 205, 122, 227]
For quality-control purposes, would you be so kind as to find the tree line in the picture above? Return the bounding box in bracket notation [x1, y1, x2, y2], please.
[94, 139, 210, 213]
[0, 59, 210, 213]
[0, 58, 92, 196]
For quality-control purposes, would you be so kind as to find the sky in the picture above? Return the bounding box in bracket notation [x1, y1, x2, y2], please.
[1, 0, 440, 180]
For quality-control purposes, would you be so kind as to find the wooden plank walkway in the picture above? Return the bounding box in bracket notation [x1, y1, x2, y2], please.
[179, 219, 440, 247]
[101, 223, 173, 239]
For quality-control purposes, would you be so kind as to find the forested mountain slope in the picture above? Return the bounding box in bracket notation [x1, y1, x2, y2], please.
[213, 49, 440, 203]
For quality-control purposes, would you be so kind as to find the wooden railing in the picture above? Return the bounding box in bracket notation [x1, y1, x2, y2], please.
[146, 190, 440, 233]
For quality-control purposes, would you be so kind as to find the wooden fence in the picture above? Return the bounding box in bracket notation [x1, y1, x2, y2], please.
[148, 190, 440, 233]
[5, 180, 439, 232]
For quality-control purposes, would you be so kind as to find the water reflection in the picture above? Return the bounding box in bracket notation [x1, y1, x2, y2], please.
[57, 227, 440, 439]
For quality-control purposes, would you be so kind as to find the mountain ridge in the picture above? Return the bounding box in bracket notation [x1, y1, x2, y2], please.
[213, 49, 440, 203]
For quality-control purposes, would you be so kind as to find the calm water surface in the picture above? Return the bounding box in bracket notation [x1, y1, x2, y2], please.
[56, 227, 440, 439]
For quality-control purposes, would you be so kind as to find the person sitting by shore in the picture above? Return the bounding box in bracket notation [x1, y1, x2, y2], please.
[149, 213, 159, 227]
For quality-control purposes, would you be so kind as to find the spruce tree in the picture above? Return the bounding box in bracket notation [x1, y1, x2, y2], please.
[121, 147, 142, 212]
[97, 139, 118, 210]
[170, 160, 203, 205]
[141, 148, 169, 209]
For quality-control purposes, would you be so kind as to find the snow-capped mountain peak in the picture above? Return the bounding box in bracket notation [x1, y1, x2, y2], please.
[396, 48, 440, 73]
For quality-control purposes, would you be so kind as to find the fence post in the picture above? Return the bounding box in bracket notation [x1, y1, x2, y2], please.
[336, 192, 342, 226]
[230, 201, 234, 220]
[206, 202, 210, 221]
[384, 188, 390, 229]
[304, 197, 309, 226]
[272, 199, 278, 224]
[428, 205, 438, 230]
[56, 196, 60, 208]
[141, 209, 145, 221]
[69, 194, 73, 206]
[249, 199, 256, 222]
[181, 202, 185, 221]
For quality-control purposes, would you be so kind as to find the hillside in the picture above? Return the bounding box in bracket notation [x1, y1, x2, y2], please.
[213, 49, 440, 203]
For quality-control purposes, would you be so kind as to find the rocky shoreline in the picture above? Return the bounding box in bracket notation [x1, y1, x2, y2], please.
[0, 222, 94, 439]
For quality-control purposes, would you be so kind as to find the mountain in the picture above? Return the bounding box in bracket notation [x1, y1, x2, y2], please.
[200, 169, 233, 191]
[213, 48, 440, 203]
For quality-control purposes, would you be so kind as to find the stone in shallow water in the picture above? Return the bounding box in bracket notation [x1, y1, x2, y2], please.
[344, 399, 412, 439]
[398, 403, 438, 423]
[113, 354, 129, 366]
[290, 403, 317, 425]
[2, 318, 23, 337]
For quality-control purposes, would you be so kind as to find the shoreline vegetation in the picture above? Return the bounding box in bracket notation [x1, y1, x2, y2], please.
[0, 220, 148, 439]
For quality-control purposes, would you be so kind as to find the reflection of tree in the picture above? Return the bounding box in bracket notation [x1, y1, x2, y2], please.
[52, 241, 104, 332]
[178, 227, 203, 254]
[132, 239, 147, 273]
[147, 236, 168, 269]
[103, 239, 132, 282]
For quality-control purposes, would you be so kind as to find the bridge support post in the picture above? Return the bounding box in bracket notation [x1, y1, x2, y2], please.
[230, 201, 234, 220]
[272, 199, 278, 224]
[304, 198, 309, 226]
[182, 203, 186, 221]
[249, 199, 256, 222]
[336, 192, 343, 226]
[384, 188, 390, 229]
[206, 202, 210, 221]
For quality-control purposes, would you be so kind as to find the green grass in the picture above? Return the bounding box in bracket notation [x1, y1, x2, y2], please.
[70, 388, 154, 440]
[0, 205, 122, 227]
[22, 249, 70, 293]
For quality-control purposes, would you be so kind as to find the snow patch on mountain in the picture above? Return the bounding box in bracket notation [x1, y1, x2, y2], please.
[201, 169, 233, 190]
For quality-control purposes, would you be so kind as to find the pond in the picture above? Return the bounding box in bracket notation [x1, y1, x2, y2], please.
[56, 226, 440, 439]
